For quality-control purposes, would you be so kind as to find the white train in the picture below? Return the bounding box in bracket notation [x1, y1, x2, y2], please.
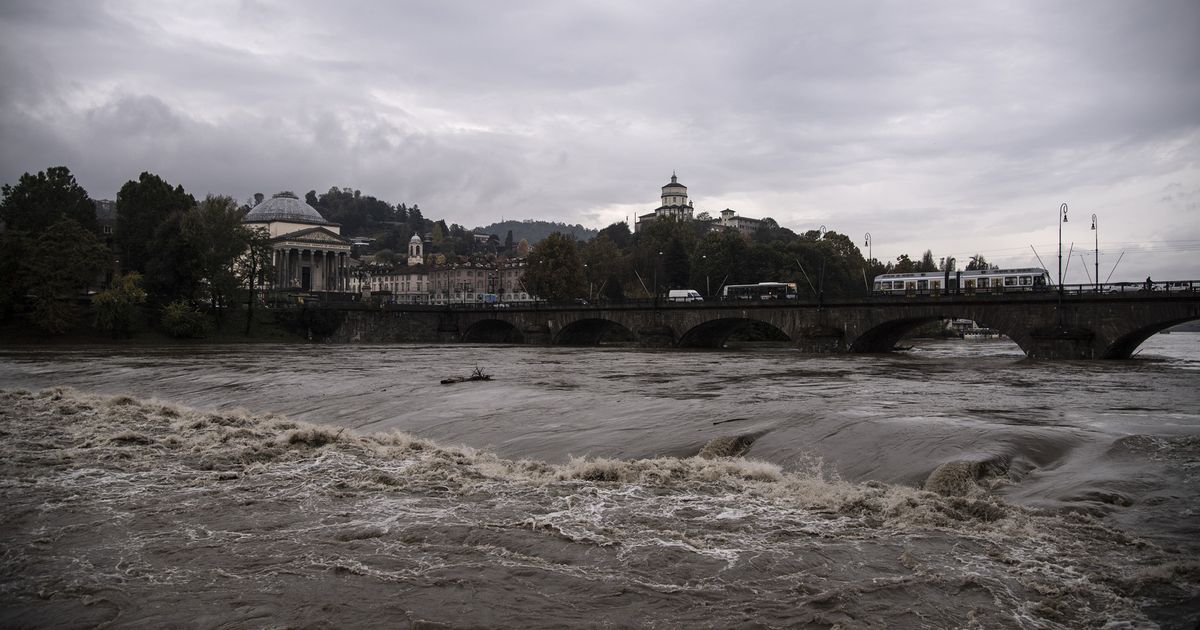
[873, 268, 1052, 294]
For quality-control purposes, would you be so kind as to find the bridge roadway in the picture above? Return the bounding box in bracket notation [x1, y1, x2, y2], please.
[324, 287, 1200, 359]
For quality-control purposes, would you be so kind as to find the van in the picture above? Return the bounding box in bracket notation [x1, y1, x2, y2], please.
[668, 289, 704, 302]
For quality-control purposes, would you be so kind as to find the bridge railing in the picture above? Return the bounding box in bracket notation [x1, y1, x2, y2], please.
[257, 280, 1198, 311]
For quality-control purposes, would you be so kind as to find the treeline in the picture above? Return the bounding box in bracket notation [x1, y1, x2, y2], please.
[0, 167, 275, 338]
[520, 218, 990, 303]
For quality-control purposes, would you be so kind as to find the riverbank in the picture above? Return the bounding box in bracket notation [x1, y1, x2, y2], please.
[0, 306, 309, 346]
[2, 388, 1197, 628]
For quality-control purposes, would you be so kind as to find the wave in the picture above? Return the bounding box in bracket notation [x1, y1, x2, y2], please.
[3, 388, 1199, 628]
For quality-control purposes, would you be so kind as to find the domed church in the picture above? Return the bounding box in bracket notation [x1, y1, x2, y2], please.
[242, 192, 352, 292]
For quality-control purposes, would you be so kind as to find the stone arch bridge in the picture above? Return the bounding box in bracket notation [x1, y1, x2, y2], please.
[326, 291, 1200, 360]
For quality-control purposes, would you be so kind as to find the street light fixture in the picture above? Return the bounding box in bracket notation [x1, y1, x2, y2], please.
[1058, 203, 1069, 298]
[818, 225, 827, 239]
[1090, 214, 1098, 291]
[864, 233, 872, 265]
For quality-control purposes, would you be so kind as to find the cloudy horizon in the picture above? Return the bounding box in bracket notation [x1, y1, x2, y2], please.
[2, 0, 1197, 282]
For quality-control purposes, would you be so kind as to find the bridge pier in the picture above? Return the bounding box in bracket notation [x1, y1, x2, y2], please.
[1023, 327, 1098, 360]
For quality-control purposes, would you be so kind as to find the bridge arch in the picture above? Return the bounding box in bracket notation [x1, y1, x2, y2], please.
[678, 317, 791, 349]
[554, 318, 638, 345]
[462, 319, 525, 343]
[1104, 315, 1199, 359]
[849, 316, 942, 352]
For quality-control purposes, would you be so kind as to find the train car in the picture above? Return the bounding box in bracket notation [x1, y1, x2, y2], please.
[721, 282, 799, 300]
[872, 268, 1051, 295]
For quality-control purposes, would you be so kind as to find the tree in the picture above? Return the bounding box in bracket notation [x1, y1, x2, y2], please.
[115, 172, 195, 274]
[183, 195, 250, 320]
[597, 221, 632, 250]
[239, 226, 275, 335]
[504, 229, 514, 252]
[93, 272, 147, 338]
[516, 238, 530, 258]
[579, 235, 627, 301]
[145, 210, 202, 304]
[0, 166, 98, 234]
[918, 250, 938, 272]
[894, 254, 916, 273]
[522, 232, 586, 302]
[21, 219, 110, 334]
[966, 254, 992, 271]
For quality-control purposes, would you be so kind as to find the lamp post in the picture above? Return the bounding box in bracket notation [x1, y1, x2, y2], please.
[1090, 214, 1098, 291]
[701, 254, 709, 298]
[818, 225, 827, 239]
[1058, 203, 1069, 298]
[864, 232, 872, 265]
[654, 250, 663, 306]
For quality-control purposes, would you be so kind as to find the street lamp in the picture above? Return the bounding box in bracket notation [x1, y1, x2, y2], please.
[1058, 203, 1069, 298]
[702, 254, 710, 298]
[1090, 214, 1098, 291]
[818, 225, 827, 239]
[864, 233, 872, 265]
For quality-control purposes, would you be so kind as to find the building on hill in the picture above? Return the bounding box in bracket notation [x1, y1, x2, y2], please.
[713, 208, 764, 237]
[243, 192, 352, 292]
[633, 173, 767, 237]
[634, 173, 695, 233]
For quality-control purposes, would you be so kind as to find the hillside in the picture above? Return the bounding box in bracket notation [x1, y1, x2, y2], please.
[474, 219, 598, 244]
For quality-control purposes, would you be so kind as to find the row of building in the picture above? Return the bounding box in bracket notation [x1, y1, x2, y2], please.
[240, 174, 769, 304]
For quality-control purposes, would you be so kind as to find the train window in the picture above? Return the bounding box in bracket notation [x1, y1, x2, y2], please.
[931, 280, 942, 290]
[874, 282, 883, 291]
[917, 280, 928, 290]
[1020, 276, 1032, 286]
[905, 281, 916, 291]
[978, 278, 989, 288]
[1004, 276, 1017, 287]
[964, 279, 975, 288]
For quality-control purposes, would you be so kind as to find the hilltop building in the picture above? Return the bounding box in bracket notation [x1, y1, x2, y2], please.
[242, 192, 352, 292]
[634, 173, 695, 233]
[633, 173, 767, 237]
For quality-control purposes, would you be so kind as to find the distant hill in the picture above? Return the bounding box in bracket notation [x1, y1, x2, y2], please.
[474, 219, 598, 244]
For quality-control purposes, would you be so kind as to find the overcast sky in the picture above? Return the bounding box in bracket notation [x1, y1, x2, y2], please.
[2, 0, 1197, 281]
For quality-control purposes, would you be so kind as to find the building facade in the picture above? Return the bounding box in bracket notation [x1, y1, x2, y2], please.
[243, 192, 352, 292]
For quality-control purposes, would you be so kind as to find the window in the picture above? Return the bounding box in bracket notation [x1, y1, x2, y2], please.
[917, 280, 928, 290]
[1020, 276, 1032, 286]
[1004, 276, 1017, 287]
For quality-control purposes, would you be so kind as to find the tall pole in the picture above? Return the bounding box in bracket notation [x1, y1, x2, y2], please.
[1091, 214, 1098, 291]
[864, 232, 872, 265]
[1058, 203, 1068, 298]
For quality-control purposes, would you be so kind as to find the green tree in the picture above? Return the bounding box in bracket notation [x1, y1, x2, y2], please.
[145, 209, 202, 304]
[183, 195, 250, 320]
[93, 272, 147, 338]
[918, 250, 938, 272]
[966, 254, 991, 271]
[522, 232, 586, 302]
[115, 172, 195, 274]
[238, 226, 275, 335]
[691, 230, 749, 296]
[21, 219, 110, 334]
[894, 254, 916, 273]
[0, 166, 98, 235]
[579, 234, 627, 301]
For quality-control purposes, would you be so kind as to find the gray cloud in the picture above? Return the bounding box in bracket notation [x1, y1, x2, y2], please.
[1, 0, 1197, 280]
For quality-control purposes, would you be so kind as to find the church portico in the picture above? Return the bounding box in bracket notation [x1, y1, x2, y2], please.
[244, 192, 352, 293]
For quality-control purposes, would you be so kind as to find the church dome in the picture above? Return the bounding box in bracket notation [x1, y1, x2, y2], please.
[409, 233, 422, 243]
[244, 192, 333, 225]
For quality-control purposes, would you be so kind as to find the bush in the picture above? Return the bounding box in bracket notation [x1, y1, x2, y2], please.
[93, 273, 147, 338]
[160, 300, 210, 338]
